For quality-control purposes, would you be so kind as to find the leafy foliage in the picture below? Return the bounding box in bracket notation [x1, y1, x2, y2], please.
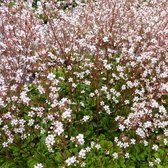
[0, 0, 168, 168]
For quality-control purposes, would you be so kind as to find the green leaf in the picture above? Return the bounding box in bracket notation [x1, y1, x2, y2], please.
[118, 157, 126, 168]
[27, 158, 38, 168]
[100, 140, 113, 150]
[0, 162, 16, 168]
[157, 165, 164, 168]
[55, 152, 63, 163]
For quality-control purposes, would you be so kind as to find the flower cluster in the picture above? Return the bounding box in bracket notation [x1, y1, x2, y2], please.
[0, 0, 167, 167]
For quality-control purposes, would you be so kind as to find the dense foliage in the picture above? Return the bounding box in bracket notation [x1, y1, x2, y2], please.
[0, 0, 168, 167]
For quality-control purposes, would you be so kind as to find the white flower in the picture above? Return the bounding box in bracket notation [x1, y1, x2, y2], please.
[112, 152, 118, 159]
[101, 86, 107, 92]
[144, 121, 152, 128]
[89, 93, 95, 97]
[143, 140, 148, 146]
[149, 161, 154, 167]
[164, 129, 168, 136]
[164, 139, 168, 145]
[125, 153, 129, 158]
[0, 98, 4, 106]
[155, 158, 161, 164]
[54, 121, 64, 135]
[82, 115, 90, 122]
[72, 83, 77, 88]
[103, 36, 109, 42]
[34, 163, 43, 168]
[123, 142, 129, 148]
[152, 144, 159, 151]
[0, 118, 2, 125]
[119, 124, 125, 131]
[65, 156, 77, 166]
[79, 149, 86, 158]
[45, 134, 55, 151]
[2, 142, 8, 148]
[8, 137, 14, 143]
[106, 151, 110, 155]
[100, 101, 105, 106]
[47, 73, 55, 80]
[95, 144, 101, 150]
[110, 79, 113, 84]
[130, 139, 136, 145]
[70, 137, 75, 142]
[150, 99, 159, 108]
[28, 111, 35, 117]
[62, 108, 72, 120]
[11, 119, 18, 126]
[81, 162, 86, 167]
[2, 125, 8, 131]
[121, 85, 126, 90]
[105, 64, 111, 70]
[85, 80, 91, 85]
[80, 102, 85, 107]
[28, 119, 34, 126]
[103, 105, 111, 114]
[86, 147, 91, 152]
[91, 141, 95, 148]
[114, 137, 118, 143]
[76, 134, 85, 145]
[67, 65, 72, 70]
[68, 77, 73, 82]
[20, 91, 30, 105]
[136, 128, 145, 138]
[37, 85, 45, 94]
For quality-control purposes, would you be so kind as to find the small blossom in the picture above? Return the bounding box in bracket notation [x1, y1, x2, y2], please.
[149, 161, 154, 167]
[103, 36, 109, 42]
[79, 149, 86, 158]
[143, 140, 149, 146]
[82, 115, 90, 122]
[164, 139, 168, 145]
[125, 153, 129, 158]
[62, 108, 72, 120]
[2, 142, 8, 148]
[152, 144, 159, 151]
[81, 162, 86, 167]
[45, 134, 55, 151]
[112, 152, 118, 159]
[155, 158, 161, 164]
[76, 134, 85, 145]
[95, 144, 101, 150]
[47, 73, 55, 80]
[65, 156, 77, 166]
[34, 163, 43, 168]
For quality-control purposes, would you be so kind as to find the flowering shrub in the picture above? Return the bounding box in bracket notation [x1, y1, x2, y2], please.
[0, 0, 168, 167]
